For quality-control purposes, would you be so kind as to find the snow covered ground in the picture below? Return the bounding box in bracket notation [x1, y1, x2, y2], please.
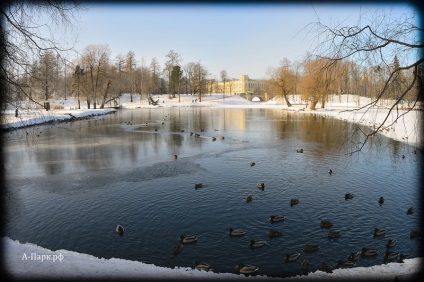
[1, 93, 423, 280]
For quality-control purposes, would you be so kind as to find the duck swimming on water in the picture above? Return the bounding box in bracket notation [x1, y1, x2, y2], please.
[257, 183, 265, 190]
[361, 247, 378, 256]
[245, 195, 253, 203]
[270, 215, 285, 223]
[229, 228, 245, 236]
[378, 196, 384, 205]
[374, 228, 386, 236]
[235, 263, 258, 275]
[348, 251, 361, 261]
[328, 230, 341, 238]
[194, 261, 212, 271]
[268, 229, 283, 238]
[290, 199, 300, 206]
[320, 220, 333, 228]
[386, 239, 397, 248]
[172, 244, 183, 255]
[249, 239, 267, 249]
[180, 235, 197, 244]
[318, 262, 333, 273]
[384, 251, 400, 261]
[284, 253, 300, 262]
[300, 259, 310, 273]
[407, 207, 415, 215]
[304, 243, 320, 252]
[345, 193, 353, 200]
[116, 224, 124, 235]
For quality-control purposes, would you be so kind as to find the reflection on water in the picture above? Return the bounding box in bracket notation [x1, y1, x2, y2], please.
[3, 108, 422, 278]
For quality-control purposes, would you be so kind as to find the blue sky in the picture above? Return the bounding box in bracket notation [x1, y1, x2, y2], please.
[71, 3, 418, 79]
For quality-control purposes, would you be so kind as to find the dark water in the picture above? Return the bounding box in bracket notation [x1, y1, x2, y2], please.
[3, 107, 422, 278]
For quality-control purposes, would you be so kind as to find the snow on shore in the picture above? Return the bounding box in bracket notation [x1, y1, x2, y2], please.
[2, 237, 422, 281]
[1, 93, 422, 280]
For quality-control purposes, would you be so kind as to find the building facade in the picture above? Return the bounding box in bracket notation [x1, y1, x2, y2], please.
[210, 75, 269, 95]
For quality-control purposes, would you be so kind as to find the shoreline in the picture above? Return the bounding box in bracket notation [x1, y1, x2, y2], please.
[1, 94, 422, 149]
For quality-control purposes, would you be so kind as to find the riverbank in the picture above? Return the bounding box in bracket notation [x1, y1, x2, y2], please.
[1, 93, 422, 148]
[2, 236, 422, 281]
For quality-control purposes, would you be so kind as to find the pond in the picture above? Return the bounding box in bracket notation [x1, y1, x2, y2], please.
[3, 107, 422, 278]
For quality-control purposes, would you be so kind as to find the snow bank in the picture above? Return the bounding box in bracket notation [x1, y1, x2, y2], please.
[2, 237, 422, 280]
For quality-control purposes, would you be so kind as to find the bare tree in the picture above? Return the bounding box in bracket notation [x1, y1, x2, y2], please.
[79, 44, 111, 109]
[308, 8, 423, 151]
[193, 62, 208, 102]
[267, 58, 296, 107]
[183, 62, 195, 95]
[1, 1, 82, 108]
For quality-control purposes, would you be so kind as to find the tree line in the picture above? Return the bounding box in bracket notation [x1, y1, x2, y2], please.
[2, 2, 422, 113]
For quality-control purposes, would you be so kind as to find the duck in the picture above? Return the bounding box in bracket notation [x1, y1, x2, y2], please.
[270, 215, 285, 223]
[384, 251, 400, 261]
[172, 244, 183, 255]
[318, 262, 333, 273]
[284, 252, 300, 262]
[300, 259, 310, 272]
[386, 239, 397, 248]
[296, 149, 303, 153]
[220, 136, 225, 140]
[249, 239, 267, 249]
[194, 261, 212, 271]
[361, 247, 378, 256]
[290, 199, 300, 206]
[229, 228, 245, 236]
[257, 183, 265, 189]
[190, 132, 194, 136]
[328, 169, 333, 175]
[212, 137, 216, 141]
[345, 193, 353, 200]
[155, 128, 158, 131]
[268, 229, 283, 238]
[249, 162, 255, 167]
[180, 235, 197, 244]
[173, 154, 178, 159]
[320, 220, 333, 228]
[245, 195, 253, 203]
[194, 183, 203, 189]
[235, 263, 258, 275]
[327, 230, 341, 238]
[374, 228, 385, 236]
[407, 207, 415, 215]
[410, 230, 421, 238]
[195, 133, 200, 138]
[378, 196, 384, 205]
[337, 260, 355, 269]
[304, 243, 320, 252]
[180, 130, 185, 133]
[116, 224, 124, 235]
[348, 251, 361, 261]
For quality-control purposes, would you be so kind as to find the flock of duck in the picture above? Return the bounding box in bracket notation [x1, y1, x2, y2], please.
[115, 121, 420, 277]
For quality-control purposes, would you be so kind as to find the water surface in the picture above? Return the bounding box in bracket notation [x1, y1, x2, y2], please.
[3, 107, 422, 278]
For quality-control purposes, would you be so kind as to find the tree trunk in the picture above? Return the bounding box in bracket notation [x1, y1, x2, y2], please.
[283, 94, 292, 107]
